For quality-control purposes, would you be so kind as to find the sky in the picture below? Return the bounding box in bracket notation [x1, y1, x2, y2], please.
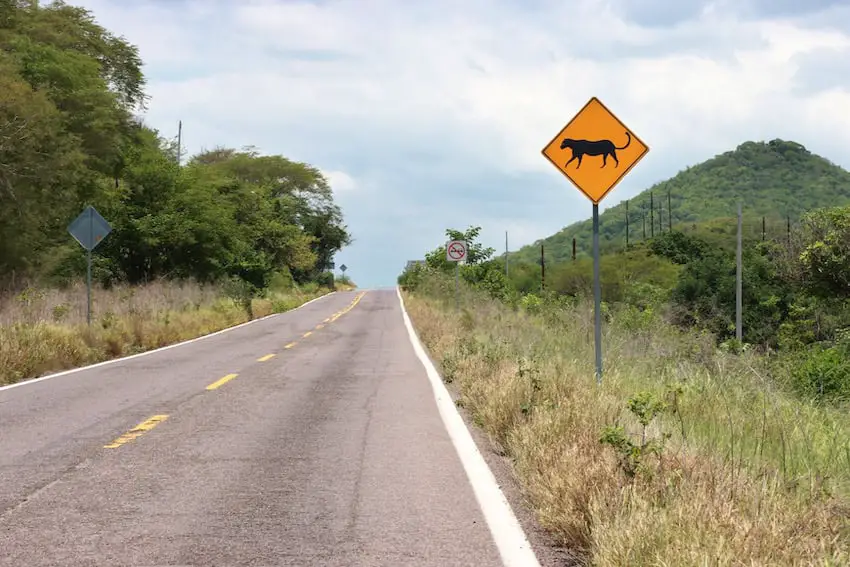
[70, 0, 850, 289]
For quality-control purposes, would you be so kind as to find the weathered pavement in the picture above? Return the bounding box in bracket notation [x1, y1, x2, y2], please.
[0, 289, 539, 566]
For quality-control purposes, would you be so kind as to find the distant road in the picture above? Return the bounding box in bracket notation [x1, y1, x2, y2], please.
[0, 289, 541, 566]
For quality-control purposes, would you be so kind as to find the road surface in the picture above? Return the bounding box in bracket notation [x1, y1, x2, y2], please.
[0, 289, 540, 566]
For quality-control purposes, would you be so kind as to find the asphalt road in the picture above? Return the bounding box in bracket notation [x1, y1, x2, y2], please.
[0, 289, 542, 567]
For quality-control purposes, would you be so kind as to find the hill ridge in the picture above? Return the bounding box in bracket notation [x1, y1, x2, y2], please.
[512, 138, 850, 264]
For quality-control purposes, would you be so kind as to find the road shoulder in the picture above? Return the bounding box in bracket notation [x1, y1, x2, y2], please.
[397, 287, 579, 567]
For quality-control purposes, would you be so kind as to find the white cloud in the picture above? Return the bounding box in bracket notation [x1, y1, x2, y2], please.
[70, 0, 850, 287]
[323, 170, 357, 193]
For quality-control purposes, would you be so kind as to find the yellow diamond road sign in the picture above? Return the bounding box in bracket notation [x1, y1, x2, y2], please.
[541, 97, 649, 204]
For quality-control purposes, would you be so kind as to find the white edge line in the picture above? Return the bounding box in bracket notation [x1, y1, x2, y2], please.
[395, 286, 542, 567]
[0, 291, 340, 393]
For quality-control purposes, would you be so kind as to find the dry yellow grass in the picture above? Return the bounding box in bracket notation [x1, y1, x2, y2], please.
[0, 280, 329, 386]
[404, 281, 850, 566]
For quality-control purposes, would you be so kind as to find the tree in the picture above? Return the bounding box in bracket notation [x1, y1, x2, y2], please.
[796, 206, 850, 298]
[424, 226, 495, 272]
[0, 1, 352, 293]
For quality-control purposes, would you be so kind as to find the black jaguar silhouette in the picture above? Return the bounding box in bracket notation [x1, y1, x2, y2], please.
[560, 131, 631, 169]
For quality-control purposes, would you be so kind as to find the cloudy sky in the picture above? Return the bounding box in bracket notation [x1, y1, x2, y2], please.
[72, 0, 850, 288]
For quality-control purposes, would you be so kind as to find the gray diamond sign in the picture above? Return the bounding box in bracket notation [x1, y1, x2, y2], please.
[68, 205, 112, 251]
[340, 264, 347, 273]
[68, 205, 112, 326]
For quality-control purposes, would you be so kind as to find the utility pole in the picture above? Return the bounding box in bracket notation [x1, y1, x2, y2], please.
[642, 212, 646, 240]
[176, 120, 182, 166]
[787, 215, 791, 248]
[658, 199, 663, 234]
[540, 244, 545, 292]
[625, 200, 630, 248]
[667, 191, 672, 231]
[505, 231, 509, 277]
[650, 192, 655, 238]
[762, 216, 766, 242]
[736, 202, 743, 343]
[572, 238, 576, 261]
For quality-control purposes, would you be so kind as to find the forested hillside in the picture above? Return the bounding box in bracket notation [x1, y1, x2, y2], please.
[0, 0, 350, 291]
[512, 139, 850, 264]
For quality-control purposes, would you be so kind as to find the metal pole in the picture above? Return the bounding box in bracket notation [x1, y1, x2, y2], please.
[736, 202, 742, 343]
[593, 203, 603, 384]
[87, 212, 92, 326]
[87, 249, 92, 326]
[455, 261, 459, 311]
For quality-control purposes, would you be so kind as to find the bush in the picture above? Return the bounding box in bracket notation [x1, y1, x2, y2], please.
[790, 344, 850, 402]
[316, 271, 335, 289]
[268, 268, 295, 293]
[398, 263, 428, 291]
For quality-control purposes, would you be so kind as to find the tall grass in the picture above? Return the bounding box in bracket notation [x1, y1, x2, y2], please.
[404, 276, 850, 566]
[0, 279, 331, 386]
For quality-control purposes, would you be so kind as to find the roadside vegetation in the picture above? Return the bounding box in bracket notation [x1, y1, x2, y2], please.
[0, 1, 354, 385]
[399, 218, 850, 564]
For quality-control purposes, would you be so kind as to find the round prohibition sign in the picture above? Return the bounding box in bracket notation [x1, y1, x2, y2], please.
[447, 240, 467, 261]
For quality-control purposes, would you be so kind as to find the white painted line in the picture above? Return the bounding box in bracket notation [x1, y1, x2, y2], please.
[0, 291, 338, 393]
[395, 286, 542, 567]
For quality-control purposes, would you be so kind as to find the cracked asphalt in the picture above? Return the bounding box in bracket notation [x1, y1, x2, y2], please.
[0, 289, 524, 567]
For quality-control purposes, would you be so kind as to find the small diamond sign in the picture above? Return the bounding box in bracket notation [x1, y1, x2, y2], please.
[68, 205, 112, 251]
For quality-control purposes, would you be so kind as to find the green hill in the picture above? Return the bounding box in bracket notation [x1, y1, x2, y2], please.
[513, 139, 850, 264]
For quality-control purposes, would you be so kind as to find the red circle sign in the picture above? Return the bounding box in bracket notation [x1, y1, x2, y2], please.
[448, 241, 466, 260]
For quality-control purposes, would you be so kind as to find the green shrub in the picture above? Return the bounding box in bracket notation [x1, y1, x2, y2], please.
[316, 271, 335, 289]
[268, 268, 295, 293]
[791, 344, 850, 403]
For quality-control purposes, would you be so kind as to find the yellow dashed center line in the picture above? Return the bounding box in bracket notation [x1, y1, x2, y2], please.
[326, 292, 366, 323]
[103, 293, 371, 455]
[206, 373, 239, 391]
[104, 415, 168, 449]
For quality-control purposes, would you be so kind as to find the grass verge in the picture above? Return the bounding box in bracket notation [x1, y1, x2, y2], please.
[0, 280, 335, 386]
[403, 279, 850, 566]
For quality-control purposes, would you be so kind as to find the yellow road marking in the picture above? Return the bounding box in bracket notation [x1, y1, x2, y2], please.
[326, 292, 366, 323]
[257, 354, 275, 362]
[206, 373, 239, 390]
[280, 293, 367, 352]
[104, 415, 168, 449]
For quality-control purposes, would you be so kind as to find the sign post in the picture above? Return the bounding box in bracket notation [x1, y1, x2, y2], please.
[541, 97, 649, 384]
[67, 205, 112, 326]
[446, 240, 468, 310]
